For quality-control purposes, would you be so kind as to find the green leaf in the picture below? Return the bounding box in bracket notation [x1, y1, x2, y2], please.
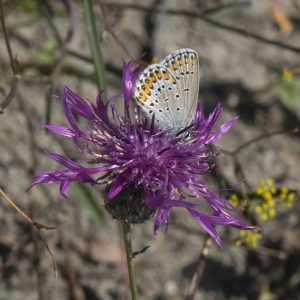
[275, 74, 300, 108]
[72, 183, 105, 225]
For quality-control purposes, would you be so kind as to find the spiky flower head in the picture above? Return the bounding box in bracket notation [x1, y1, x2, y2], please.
[31, 61, 255, 246]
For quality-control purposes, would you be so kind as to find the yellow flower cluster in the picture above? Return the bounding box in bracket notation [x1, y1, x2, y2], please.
[231, 178, 296, 249]
[282, 68, 293, 81]
[280, 186, 296, 208]
[235, 230, 262, 248]
[255, 179, 277, 221]
[229, 194, 245, 211]
[282, 67, 300, 81]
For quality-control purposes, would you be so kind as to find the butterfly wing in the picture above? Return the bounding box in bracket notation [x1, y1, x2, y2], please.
[161, 48, 200, 130]
[134, 48, 200, 132]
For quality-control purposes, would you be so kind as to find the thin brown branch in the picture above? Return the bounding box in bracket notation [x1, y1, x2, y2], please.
[0, 74, 20, 113]
[173, 222, 287, 260]
[199, 16, 300, 55]
[44, 0, 75, 124]
[101, 1, 300, 55]
[223, 126, 299, 155]
[186, 235, 211, 300]
[100, 1, 250, 18]
[0, 0, 20, 113]
[61, 231, 86, 300]
[18, 94, 38, 172]
[0, 0, 17, 73]
[0, 188, 54, 230]
[0, 187, 58, 276]
[98, 2, 133, 60]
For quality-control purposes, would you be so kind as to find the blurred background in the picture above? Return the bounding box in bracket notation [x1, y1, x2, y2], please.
[1, 0, 300, 299]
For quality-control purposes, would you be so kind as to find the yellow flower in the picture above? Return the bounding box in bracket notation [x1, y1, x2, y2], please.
[282, 68, 293, 81]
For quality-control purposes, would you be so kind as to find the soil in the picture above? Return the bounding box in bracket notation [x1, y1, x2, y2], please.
[1, 0, 300, 299]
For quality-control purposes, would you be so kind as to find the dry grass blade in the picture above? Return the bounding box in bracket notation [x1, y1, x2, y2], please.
[0, 188, 58, 276]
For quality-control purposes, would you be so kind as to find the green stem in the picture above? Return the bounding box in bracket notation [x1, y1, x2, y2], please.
[83, 0, 107, 100]
[121, 222, 139, 300]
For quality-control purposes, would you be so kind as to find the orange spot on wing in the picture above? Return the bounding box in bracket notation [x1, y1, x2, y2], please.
[169, 63, 177, 70]
[138, 94, 147, 104]
[163, 72, 170, 80]
[144, 81, 153, 90]
[154, 71, 162, 80]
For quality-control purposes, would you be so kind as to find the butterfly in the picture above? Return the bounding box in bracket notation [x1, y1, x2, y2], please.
[134, 48, 200, 133]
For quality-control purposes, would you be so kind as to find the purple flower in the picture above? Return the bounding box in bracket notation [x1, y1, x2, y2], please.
[31, 61, 255, 246]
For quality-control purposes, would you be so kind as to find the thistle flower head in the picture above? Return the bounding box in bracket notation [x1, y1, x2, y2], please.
[31, 60, 255, 246]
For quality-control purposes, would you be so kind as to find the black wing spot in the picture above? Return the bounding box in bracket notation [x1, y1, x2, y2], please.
[176, 76, 180, 80]
[177, 107, 180, 111]
[149, 110, 153, 114]
[159, 109, 162, 112]
[162, 85, 165, 89]
[150, 103, 154, 106]
[168, 87, 172, 91]
[191, 71, 194, 74]
[157, 88, 161, 92]
[164, 98, 169, 102]
[176, 94, 180, 98]
[186, 71, 190, 74]
[180, 72, 184, 75]
[183, 88, 189, 92]
[155, 100, 158, 103]
[166, 107, 170, 111]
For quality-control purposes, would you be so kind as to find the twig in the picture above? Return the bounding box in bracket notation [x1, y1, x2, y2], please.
[0, 75, 20, 113]
[30, 201, 46, 300]
[186, 235, 211, 300]
[0, 0, 20, 113]
[0, 187, 58, 276]
[132, 245, 151, 258]
[245, 244, 287, 259]
[101, 0, 300, 55]
[44, 0, 75, 124]
[222, 126, 299, 155]
[98, 2, 133, 60]
[0, 0, 17, 74]
[173, 222, 287, 260]
[0, 188, 54, 230]
[61, 230, 86, 300]
[18, 94, 38, 173]
[100, 1, 250, 18]
[199, 16, 300, 55]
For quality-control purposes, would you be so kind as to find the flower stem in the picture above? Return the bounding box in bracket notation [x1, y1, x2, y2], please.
[121, 222, 139, 300]
[186, 235, 211, 300]
[83, 0, 107, 99]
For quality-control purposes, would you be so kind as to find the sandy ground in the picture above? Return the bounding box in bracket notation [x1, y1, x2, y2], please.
[1, 0, 300, 299]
